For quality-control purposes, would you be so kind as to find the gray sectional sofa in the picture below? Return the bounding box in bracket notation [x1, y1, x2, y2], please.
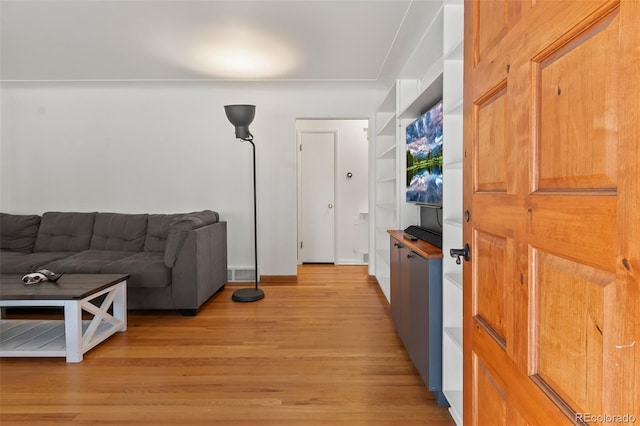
[0, 210, 227, 315]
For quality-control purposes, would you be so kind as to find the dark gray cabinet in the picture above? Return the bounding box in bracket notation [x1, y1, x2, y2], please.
[389, 231, 447, 406]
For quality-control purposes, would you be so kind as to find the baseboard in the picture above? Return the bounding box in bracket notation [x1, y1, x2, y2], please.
[260, 275, 298, 284]
[226, 275, 297, 286]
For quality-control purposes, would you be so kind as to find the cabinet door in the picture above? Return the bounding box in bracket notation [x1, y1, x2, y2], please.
[389, 237, 402, 331]
[398, 245, 412, 347]
[407, 250, 430, 386]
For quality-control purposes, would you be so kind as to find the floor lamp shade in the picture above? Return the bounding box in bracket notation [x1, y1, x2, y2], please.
[224, 104, 264, 302]
[224, 105, 255, 140]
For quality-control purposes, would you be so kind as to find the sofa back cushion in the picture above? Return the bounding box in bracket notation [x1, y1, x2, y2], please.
[143, 213, 186, 252]
[90, 213, 148, 251]
[0, 213, 41, 253]
[34, 212, 96, 252]
[164, 210, 219, 268]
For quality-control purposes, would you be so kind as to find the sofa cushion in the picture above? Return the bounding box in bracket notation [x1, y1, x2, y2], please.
[90, 213, 148, 251]
[34, 212, 96, 252]
[0, 213, 41, 253]
[42, 249, 136, 273]
[143, 213, 186, 252]
[164, 210, 219, 268]
[102, 252, 171, 288]
[0, 251, 75, 273]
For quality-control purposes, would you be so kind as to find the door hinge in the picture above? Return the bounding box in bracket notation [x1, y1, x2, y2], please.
[299, 145, 302, 151]
[300, 242, 303, 248]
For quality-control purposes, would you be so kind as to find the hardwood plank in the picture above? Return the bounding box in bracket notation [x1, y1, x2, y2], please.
[0, 265, 454, 425]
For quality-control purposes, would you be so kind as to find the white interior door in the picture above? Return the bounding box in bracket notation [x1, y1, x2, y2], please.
[299, 131, 335, 263]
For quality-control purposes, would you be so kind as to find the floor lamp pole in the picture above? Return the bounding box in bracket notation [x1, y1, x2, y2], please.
[250, 138, 259, 292]
[232, 134, 265, 302]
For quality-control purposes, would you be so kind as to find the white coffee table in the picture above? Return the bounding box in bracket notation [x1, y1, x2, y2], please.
[0, 274, 128, 363]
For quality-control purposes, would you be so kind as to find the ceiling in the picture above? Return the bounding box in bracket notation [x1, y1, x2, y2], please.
[0, 0, 442, 85]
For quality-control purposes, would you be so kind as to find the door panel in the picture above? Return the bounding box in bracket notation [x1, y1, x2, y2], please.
[476, 85, 508, 192]
[534, 250, 611, 413]
[300, 131, 335, 263]
[474, 355, 507, 425]
[534, 8, 619, 192]
[474, 230, 508, 347]
[475, 0, 511, 62]
[464, 0, 639, 424]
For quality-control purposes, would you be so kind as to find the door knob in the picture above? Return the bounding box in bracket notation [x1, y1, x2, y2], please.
[328, 203, 333, 208]
[450, 244, 471, 265]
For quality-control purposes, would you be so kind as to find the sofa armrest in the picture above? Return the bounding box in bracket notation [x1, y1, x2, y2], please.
[170, 221, 228, 309]
[164, 210, 219, 268]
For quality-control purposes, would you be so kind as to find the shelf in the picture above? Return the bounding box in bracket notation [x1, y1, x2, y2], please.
[444, 39, 463, 61]
[0, 319, 114, 358]
[444, 161, 462, 170]
[444, 99, 463, 115]
[443, 219, 463, 228]
[399, 73, 444, 119]
[376, 175, 396, 184]
[376, 275, 391, 303]
[398, 5, 444, 80]
[376, 275, 390, 285]
[444, 326, 463, 351]
[376, 250, 391, 267]
[376, 246, 391, 256]
[375, 203, 396, 210]
[377, 82, 397, 113]
[377, 144, 396, 159]
[376, 113, 397, 136]
[444, 273, 463, 290]
[419, 56, 444, 99]
[443, 2, 464, 60]
[444, 390, 463, 426]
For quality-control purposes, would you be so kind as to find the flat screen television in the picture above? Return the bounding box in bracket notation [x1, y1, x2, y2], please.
[406, 100, 443, 206]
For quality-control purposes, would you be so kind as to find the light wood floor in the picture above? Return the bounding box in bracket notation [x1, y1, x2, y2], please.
[0, 265, 455, 425]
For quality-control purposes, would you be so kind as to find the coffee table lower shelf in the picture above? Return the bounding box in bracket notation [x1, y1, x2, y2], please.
[1, 319, 119, 359]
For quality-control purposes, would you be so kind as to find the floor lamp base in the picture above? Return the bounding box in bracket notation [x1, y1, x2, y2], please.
[232, 287, 265, 302]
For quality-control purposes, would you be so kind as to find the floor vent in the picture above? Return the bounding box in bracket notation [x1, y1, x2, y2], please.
[227, 268, 256, 282]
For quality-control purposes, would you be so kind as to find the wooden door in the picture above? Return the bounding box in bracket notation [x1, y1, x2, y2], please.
[463, 1, 639, 425]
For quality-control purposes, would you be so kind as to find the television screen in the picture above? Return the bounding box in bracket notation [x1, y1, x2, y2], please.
[406, 100, 443, 205]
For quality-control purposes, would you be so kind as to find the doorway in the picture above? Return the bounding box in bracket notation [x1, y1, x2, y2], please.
[296, 119, 369, 265]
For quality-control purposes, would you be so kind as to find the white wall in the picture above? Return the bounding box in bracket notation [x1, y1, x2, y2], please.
[0, 81, 382, 276]
[295, 119, 369, 265]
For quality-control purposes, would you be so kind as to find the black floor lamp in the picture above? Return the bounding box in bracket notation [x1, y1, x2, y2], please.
[224, 104, 265, 302]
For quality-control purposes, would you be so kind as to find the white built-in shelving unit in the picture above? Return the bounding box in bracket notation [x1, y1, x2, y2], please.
[372, 1, 463, 424]
[373, 83, 398, 299]
[441, 1, 464, 424]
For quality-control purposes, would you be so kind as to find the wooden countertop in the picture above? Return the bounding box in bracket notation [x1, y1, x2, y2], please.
[388, 230, 443, 259]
